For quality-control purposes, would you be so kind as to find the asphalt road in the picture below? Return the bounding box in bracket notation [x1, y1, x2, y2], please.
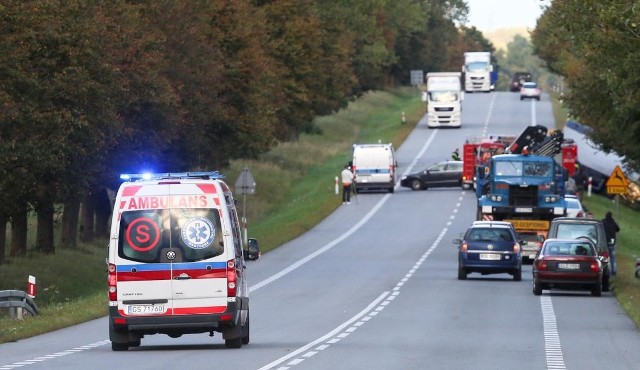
[2, 91, 640, 370]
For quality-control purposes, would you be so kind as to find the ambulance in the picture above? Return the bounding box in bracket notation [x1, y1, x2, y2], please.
[107, 171, 256, 351]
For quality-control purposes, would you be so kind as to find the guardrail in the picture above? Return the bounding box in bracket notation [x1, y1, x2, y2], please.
[0, 290, 39, 318]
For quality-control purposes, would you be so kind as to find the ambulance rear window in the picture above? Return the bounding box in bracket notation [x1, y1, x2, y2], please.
[118, 209, 224, 263]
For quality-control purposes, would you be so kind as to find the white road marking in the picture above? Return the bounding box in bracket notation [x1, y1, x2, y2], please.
[541, 296, 566, 369]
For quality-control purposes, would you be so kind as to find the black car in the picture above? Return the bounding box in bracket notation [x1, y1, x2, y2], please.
[400, 160, 463, 190]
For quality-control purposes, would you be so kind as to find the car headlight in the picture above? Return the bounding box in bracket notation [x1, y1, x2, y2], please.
[490, 194, 503, 202]
[401, 176, 407, 180]
[545, 196, 557, 203]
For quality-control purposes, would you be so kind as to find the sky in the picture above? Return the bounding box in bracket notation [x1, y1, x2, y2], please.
[465, 0, 552, 32]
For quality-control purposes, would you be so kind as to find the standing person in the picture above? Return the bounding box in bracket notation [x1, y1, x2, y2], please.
[451, 148, 461, 161]
[602, 211, 620, 275]
[341, 164, 355, 204]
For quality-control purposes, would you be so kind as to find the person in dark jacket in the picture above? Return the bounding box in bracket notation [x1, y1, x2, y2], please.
[602, 211, 620, 275]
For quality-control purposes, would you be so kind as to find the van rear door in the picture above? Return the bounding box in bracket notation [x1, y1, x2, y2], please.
[114, 182, 228, 317]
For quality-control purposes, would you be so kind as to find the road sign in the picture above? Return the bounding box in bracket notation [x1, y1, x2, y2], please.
[606, 165, 629, 187]
[235, 167, 256, 195]
[605, 165, 628, 195]
[410, 70, 424, 86]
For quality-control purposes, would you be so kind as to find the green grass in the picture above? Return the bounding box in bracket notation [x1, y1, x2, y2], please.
[581, 194, 640, 328]
[0, 87, 424, 343]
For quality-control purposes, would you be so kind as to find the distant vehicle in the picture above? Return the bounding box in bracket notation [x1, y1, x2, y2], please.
[462, 51, 493, 92]
[400, 160, 463, 190]
[517, 230, 546, 263]
[454, 221, 522, 281]
[532, 238, 603, 296]
[510, 72, 532, 92]
[520, 82, 541, 101]
[352, 143, 397, 193]
[564, 194, 590, 218]
[547, 217, 612, 292]
[425, 72, 463, 128]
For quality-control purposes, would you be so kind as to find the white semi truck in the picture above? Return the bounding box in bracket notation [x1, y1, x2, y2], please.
[462, 52, 492, 93]
[425, 72, 463, 128]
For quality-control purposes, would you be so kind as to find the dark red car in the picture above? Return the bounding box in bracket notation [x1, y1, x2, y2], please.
[532, 238, 603, 296]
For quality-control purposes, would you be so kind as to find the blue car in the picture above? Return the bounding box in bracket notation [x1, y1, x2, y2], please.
[455, 221, 522, 281]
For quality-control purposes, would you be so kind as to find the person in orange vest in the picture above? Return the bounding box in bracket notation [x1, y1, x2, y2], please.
[341, 164, 355, 204]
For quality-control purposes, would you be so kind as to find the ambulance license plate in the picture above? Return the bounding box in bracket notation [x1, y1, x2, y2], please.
[127, 305, 166, 315]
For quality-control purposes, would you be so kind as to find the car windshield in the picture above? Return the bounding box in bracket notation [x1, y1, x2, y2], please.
[566, 199, 581, 209]
[544, 241, 594, 256]
[429, 91, 458, 102]
[466, 61, 489, 72]
[555, 223, 598, 242]
[523, 82, 537, 88]
[493, 160, 551, 177]
[466, 228, 514, 242]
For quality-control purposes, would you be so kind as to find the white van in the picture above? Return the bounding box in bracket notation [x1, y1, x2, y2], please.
[352, 143, 397, 193]
[107, 171, 256, 351]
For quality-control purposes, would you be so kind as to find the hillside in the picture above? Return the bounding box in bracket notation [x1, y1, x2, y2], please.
[484, 27, 532, 51]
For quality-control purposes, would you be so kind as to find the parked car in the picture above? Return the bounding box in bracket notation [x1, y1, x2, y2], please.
[547, 217, 611, 292]
[400, 160, 463, 191]
[565, 194, 590, 218]
[532, 238, 603, 296]
[454, 221, 522, 281]
[520, 82, 541, 101]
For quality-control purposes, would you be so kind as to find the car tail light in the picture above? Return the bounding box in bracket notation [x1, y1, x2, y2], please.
[108, 263, 117, 301]
[513, 243, 520, 253]
[460, 242, 468, 253]
[536, 260, 548, 271]
[601, 250, 610, 258]
[227, 259, 237, 297]
[590, 262, 600, 272]
[577, 211, 583, 217]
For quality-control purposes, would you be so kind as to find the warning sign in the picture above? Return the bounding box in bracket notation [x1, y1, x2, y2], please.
[606, 166, 629, 187]
[606, 165, 629, 195]
[505, 219, 549, 231]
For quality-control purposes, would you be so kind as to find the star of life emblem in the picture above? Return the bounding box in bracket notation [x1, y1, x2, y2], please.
[181, 216, 215, 249]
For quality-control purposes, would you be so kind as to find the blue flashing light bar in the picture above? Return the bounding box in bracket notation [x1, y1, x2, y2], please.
[119, 171, 224, 181]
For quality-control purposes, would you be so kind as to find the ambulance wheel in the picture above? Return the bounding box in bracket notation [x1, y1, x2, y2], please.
[242, 313, 250, 345]
[225, 336, 242, 349]
[111, 342, 129, 351]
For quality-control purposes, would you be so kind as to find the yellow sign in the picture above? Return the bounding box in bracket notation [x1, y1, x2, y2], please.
[606, 165, 629, 187]
[505, 219, 549, 231]
[607, 186, 627, 195]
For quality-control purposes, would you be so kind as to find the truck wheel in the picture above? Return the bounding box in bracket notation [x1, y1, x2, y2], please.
[476, 208, 482, 221]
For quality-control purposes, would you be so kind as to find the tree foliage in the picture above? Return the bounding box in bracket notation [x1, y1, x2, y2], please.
[0, 0, 492, 254]
[532, 0, 640, 172]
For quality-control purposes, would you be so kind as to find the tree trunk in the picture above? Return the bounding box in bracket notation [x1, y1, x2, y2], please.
[93, 188, 112, 238]
[80, 196, 95, 243]
[61, 199, 80, 249]
[9, 205, 28, 257]
[35, 200, 55, 254]
[0, 214, 6, 264]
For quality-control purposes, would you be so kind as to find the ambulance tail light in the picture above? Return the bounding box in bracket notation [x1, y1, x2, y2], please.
[108, 263, 117, 301]
[227, 259, 237, 297]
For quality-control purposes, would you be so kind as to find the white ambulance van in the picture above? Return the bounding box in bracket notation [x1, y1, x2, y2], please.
[352, 143, 397, 193]
[107, 171, 256, 351]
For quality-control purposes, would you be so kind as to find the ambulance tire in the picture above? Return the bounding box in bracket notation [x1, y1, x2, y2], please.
[111, 341, 129, 351]
[224, 323, 243, 349]
[242, 312, 250, 345]
[110, 325, 130, 351]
